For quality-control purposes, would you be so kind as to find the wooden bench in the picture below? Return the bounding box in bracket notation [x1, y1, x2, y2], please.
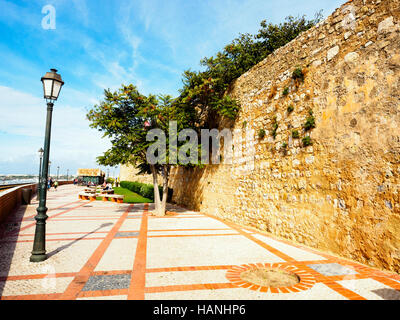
[78, 192, 97, 201]
[100, 188, 114, 193]
[79, 192, 124, 203]
[100, 194, 124, 203]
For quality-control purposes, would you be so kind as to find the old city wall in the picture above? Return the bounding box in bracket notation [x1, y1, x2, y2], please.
[122, 0, 400, 273]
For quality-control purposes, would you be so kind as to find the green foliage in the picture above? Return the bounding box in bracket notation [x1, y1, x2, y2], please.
[302, 136, 312, 147]
[106, 177, 114, 184]
[120, 181, 162, 201]
[282, 142, 288, 149]
[271, 116, 278, 139]
[283, 87, 289, 96]
[292, 130, 300, 139]
[304, 112, 316, 131]
[292, 67, 305, 83]
[287, 105, 294, 113]
[256, 13, 323, 53]
[113, 187, 152, 203]
[86, 84, 158, 168]
[177, 13, 322, 129]
[258, 128, 266, 139]
[242, 121, 247, 129]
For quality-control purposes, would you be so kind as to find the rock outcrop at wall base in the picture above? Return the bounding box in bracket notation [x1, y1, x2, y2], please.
[168, 0, 400, 273]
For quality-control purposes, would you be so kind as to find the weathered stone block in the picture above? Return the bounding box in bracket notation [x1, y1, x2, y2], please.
[327, 45, 340, 61]
[378, 16, 395, 34]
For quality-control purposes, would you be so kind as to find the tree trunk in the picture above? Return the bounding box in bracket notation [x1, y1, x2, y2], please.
[150, 165, 162, 216]
[160, 165, 170, 216]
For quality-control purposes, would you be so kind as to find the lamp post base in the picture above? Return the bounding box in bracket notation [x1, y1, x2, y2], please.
[29, 253, 47, 262]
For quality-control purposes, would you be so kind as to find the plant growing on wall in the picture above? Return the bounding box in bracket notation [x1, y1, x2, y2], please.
[283, 87, 289, 96]
[292, 67, 305, 83]
[258, 128, 266, 139]
[281, 142, 288, 155]
[302, 136, 312, 147]
[292, 130, 300, 139]
[287, 104, 294, 114]
[177, 13, 323, 129]
[304, 109, 316, 131]
[271, 116, 278, 139]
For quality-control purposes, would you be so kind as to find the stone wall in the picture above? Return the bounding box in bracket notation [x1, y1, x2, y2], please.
[0, 181, 73, 225]
[120, 165, 160, 185]
[123, 0, 400, 273]
[171, 0, 400, 273]
[0, 184, 37, 224]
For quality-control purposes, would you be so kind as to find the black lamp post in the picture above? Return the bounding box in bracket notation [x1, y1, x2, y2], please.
[36, 148, 44, 201]
[30, 68, 64, 263]
[57, 166, 60, 180]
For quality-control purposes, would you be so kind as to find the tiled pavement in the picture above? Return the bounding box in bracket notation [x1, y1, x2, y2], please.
[0, 185, 400, 300]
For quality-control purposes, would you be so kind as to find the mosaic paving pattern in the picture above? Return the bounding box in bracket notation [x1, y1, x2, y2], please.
[82, 274, 131, 291]
[114, 232, 139, 238]
[0, 184, 399, 300]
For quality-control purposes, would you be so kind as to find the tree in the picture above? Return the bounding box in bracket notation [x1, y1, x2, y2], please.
[176, 13, 323, 131]
[256, 12, 323, 52]
[87, 85, 194, 216]
[87, 12, 323, 215]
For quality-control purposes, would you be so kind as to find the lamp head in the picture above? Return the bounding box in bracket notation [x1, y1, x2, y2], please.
[41, 68, 64, 102]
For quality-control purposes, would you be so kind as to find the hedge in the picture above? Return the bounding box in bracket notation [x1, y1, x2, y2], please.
[120, 181, 163, 201]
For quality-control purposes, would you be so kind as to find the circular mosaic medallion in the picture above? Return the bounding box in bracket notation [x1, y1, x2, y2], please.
[226, 263, 316, 293]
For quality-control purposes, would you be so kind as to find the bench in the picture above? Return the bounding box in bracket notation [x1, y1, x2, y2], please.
[100, 189, 114, 194]
[100, 194, 124, 203]
[78, 192, 97, 201]
[84, 190, 96, 194]
[78, 192, 124, 203]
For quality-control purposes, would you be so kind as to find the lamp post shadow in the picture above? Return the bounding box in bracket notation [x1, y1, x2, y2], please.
[46, 223, 113, 259]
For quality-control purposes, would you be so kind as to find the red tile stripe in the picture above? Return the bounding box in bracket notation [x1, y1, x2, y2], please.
[146, 265, 234, 273]
[4, 200, 92, 237]
[59, 204, 133, 300]
[323, 281, 367, 300]
[127, 203, 149, 300]
[202, 212, 296, 262]
[145, 282, 236, 293]
[0, 293, 61, 300]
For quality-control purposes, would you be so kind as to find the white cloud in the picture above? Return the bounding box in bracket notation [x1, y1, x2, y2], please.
[0, 85, 111, 174]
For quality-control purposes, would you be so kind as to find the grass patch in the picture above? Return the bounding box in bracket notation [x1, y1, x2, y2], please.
[114, 187, 152, 203]
[96, 187, 152, 203]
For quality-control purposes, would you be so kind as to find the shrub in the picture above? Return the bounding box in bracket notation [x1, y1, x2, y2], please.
[140, 184, 154, 200]
[271, 118, 278, 139]
[292, 67, 305, 83]
[292, 130, 300, 139]
[282, 142, 288, 149]
[120, 180, 164, 201]
[304, 114, 316, 131]
[283, 87, 289, 96]
[287, 105, 294, 113]
[258, 128, 266, 139]
[176, 13, 322, 128]
[302, 136, 312, 147]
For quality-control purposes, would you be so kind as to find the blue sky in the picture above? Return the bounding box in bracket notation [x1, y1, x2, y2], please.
[0, 0, 345, 176]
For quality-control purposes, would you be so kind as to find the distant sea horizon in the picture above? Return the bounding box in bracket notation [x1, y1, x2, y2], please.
[0, 177, 39, 186]
[0, 175, 74, 186]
